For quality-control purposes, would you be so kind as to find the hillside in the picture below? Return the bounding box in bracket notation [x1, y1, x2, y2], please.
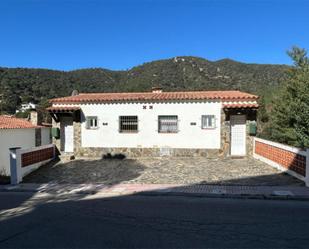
[0, 56, 289, 114]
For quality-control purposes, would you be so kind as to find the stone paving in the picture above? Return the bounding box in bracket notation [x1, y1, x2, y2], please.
[23, 157, 304, 186]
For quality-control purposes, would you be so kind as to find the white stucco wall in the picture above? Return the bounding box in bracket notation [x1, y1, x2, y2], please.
[0, 129, 35, 176]
[57, 101, 222, 149]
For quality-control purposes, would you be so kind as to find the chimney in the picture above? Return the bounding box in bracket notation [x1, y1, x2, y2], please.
[29, 109, 42, 126]
[151, 87, 163, 93]
[71, 89, 79, 96]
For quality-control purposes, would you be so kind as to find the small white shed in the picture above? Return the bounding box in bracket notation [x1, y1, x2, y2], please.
[0, 115, 51, 176]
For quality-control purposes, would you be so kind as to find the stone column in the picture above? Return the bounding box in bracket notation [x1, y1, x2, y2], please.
[73, 121, 81, 156]
[246, 121, 255, 157]
[220, 109, 230, 158]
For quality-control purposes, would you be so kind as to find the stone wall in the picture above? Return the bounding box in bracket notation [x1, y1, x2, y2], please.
[220, 109, 230, 157]
[75, 147, 221, 159]
[246, 121, 255, 156]
[73, 121, 81, 155]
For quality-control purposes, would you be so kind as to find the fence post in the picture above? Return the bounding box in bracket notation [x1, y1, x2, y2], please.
[9, 147, 21, 185]
[305, 149, 309, 187]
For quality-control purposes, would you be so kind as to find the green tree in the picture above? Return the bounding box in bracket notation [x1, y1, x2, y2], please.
[270, 47, 309, 147]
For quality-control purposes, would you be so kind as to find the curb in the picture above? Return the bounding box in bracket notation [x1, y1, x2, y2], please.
[136, 190, 309, 201]
[1, 185, 309, 201]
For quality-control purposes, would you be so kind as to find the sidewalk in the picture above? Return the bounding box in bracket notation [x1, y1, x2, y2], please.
[1, 183, 309, 200]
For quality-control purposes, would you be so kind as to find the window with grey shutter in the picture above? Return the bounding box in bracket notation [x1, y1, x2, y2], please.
[86, 116, 98, 129]
[201, 115, 216, 129]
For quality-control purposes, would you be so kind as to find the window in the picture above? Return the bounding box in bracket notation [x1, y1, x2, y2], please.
[119, 116, 138, 133]
[158, 115, 178, 133]
[201, 115, 216, 129]
[86, 116, 98, 129]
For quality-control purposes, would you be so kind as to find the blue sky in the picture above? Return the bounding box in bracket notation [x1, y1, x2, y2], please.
[1, 0, 308, 70]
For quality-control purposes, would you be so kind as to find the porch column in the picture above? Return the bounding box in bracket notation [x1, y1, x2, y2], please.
[73, 120, 81, 156]
[52, 118, 61, 152]
[220, 109, 230, 158]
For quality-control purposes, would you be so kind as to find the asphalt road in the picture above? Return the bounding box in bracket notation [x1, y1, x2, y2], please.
[0, 192, 309, 248]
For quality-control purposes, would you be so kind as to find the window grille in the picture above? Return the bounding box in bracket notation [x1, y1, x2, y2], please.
[86, 116, 98, 129]
[158, 115, 178, 133]
[201, 115, 216, 129]
[119, 116, 138, 133]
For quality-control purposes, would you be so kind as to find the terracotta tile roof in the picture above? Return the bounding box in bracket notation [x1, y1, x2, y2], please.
[0, 115, 38, 129]
[223, 103, 259, 109]
[46, 106, 81, 112]
[50, 90, 258, 103]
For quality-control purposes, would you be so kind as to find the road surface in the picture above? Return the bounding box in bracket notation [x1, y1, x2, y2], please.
[0, 191, 309, 248]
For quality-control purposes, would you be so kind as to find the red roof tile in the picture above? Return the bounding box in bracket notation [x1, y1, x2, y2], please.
[50, 90, 258, 103]
[223, 103, 259, 109]
[0, 115, 38, 129]
[46, 106, 81, 112]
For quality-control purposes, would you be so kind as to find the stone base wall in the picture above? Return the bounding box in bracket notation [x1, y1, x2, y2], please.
[75, 147, 221, 159]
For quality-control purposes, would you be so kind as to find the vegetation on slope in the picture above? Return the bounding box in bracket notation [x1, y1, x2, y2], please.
[0, 56, 288, 114]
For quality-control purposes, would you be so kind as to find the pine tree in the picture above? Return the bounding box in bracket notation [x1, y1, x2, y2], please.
[271, 47, 309, 148]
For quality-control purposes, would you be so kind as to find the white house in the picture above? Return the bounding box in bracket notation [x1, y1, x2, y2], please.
[47, 89, 259, 158]
[0, 115, 51, 176]
[15, 102, 36, 113]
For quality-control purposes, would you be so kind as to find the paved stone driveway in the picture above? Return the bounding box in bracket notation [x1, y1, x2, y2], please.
[23, 157, 304, 186]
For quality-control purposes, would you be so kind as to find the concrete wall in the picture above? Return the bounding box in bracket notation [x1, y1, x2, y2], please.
[72, 101, 222, 149]
[41, 127, 51, 145]
[0, 129, 35, 176]
[10, 144, 55, 184]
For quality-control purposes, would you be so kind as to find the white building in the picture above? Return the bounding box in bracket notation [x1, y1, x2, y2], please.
[0, 115, 51, 176]
[16, 102, 36, 113]
[47, 89, 259, 158]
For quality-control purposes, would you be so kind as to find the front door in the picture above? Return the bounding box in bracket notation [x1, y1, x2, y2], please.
[60, 117, 74, 152]
[230, 115, 246, 156]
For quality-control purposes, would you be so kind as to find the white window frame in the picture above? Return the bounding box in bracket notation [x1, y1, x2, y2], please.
[86, 116, 98, 129]
[119, 116, 138, 133]
[201, 115, 216, 129]
[158, 115, 179, 133]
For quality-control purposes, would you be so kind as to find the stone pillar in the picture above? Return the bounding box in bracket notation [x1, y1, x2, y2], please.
[73, 121, 81, 156]
[246, 121, 255, 157]
[220, 109, 230, 158]
[246, 120, 256, 157]
[30, 110, 42, 126]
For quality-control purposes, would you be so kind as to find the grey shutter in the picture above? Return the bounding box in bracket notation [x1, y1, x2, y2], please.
[86, 117, 90, 129]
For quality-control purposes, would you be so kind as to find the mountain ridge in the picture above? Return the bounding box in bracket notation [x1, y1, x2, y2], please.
[0, 56, 289, 113]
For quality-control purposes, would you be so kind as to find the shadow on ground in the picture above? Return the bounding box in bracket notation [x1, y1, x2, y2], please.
[23, 158, 146, 185]
[0, 184, 309, 248]
[23, 157, 304, 186]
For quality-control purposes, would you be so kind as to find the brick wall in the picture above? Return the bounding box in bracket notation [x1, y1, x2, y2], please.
[21, 147, 54, 167]
[255, 141, 306, 176]
[10, 144, 55, 184]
